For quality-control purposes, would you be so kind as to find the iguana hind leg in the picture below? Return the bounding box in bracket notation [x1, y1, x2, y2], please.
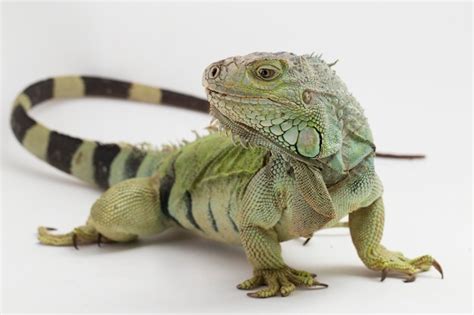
[349, 197, 443, 282]
[38, 176, 170, 247]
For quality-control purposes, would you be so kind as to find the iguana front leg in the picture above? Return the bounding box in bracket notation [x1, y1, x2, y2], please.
[323, 160, 443, 281]
[349, 197, 443, 282]
[237, 158, 328, 298]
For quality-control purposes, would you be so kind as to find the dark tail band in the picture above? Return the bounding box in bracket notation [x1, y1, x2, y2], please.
[10, 76, 209, 188]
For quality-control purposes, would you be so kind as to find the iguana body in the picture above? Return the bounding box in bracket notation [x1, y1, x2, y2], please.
[10, 53, 441, 298]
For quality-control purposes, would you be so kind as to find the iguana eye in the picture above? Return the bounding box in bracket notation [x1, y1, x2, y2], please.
[256, 66, 279, 81]
[209, 65, 220, 79]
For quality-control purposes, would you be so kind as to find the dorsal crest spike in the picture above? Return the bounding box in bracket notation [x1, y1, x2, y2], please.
[328, 59, 339, 67]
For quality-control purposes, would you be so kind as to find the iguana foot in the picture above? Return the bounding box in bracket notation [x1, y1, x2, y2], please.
[237, 267, 327, 298]
[38, 225, 116, 249]
[365, 246, 443, 282]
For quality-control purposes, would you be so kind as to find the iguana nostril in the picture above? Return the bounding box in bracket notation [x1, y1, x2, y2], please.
[209, 65, 220, 79]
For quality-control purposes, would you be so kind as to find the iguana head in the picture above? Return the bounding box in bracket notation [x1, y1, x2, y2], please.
[203, 52, 345, 163]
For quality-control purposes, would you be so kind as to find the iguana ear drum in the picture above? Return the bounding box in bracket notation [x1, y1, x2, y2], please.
[296, 127, 320, 158]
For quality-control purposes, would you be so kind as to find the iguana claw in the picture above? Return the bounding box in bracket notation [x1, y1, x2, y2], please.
[432, 259, 444, 279]
[72, 233, 79, 250]
[381, 269, 417, 283]
[97, 233, 103, 247]
[403, 275, 416, 283]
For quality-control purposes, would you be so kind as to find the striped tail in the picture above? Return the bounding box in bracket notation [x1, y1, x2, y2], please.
[10, 76, 209, 189]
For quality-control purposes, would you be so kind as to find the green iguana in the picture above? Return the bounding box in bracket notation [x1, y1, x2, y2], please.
[10, 52, 441, 298]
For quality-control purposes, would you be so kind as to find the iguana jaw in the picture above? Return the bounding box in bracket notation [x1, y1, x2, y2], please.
[207, 89, 325, 167]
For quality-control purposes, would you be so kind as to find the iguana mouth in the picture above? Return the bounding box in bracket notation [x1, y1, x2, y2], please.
[206, 88, 299, 110]
[206, 89, 277, 106]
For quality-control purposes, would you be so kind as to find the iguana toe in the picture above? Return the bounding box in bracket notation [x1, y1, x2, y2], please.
[38, 225, 102, 248]
[236, 275, 264, 290]
[369, 248, 442, 282]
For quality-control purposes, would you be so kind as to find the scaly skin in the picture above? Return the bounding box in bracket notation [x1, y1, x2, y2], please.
[10, 55, 441, 299]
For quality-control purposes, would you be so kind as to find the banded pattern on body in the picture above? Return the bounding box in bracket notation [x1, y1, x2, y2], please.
[156, 135, 266, 243]
[10, 76, 210, 189]
[165, 180, 245, 244]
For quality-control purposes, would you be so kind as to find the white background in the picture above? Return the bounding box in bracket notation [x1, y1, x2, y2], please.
[1, 1, 472, 313]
